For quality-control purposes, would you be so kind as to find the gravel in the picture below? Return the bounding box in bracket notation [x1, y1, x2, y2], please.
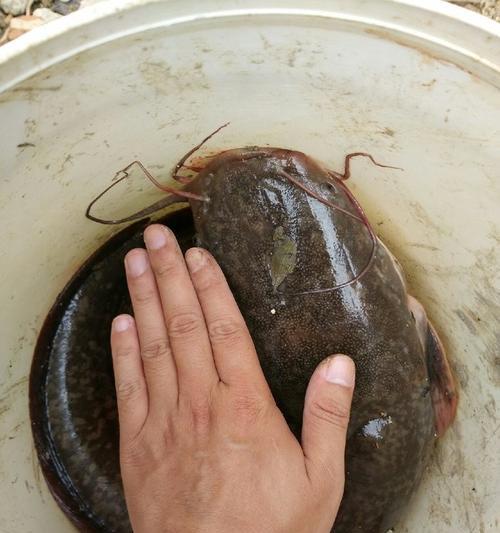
[51, 0, 80, 16]
[450, 0, 500, 20]
[0, 0, 29, 17]
[32, 6, 61, 21]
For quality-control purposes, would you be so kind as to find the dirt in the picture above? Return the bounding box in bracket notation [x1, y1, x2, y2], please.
[450, 0, 500, 20]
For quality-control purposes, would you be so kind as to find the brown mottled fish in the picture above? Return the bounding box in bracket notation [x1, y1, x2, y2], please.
[33, 141, 457, 533]
[182, 147, 458, 532]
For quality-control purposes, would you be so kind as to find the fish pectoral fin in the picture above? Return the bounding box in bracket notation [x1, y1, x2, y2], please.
[407, 295, 457, 437]
[407, 295, 428, 353]
[426, 320, 458, 437]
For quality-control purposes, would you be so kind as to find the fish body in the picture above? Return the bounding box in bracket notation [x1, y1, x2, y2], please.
[186, 147, 456, 532]
[34, 146, 456, 533]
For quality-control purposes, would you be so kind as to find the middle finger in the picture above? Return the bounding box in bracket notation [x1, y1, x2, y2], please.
[144, 224, 219, 397]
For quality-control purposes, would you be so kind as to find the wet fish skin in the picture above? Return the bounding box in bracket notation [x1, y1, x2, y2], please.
[188, 147, 436, 532]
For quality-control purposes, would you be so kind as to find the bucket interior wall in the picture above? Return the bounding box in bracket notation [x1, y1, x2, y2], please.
[0, 1, 499, 531]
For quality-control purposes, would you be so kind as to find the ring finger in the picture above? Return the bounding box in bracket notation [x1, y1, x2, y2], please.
[125, 248, 178, 416]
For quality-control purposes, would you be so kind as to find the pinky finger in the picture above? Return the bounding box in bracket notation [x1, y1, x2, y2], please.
[111, 314, 148, 439]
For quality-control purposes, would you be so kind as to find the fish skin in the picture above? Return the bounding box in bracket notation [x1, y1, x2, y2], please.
[188, 147, 439, 532]
[35, 146, 455, 533]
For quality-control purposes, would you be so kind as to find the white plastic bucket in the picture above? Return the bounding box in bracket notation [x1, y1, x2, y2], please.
[1, 1, 499, 531]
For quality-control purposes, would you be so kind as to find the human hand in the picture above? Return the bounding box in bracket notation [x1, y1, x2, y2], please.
[110, 224, 355, 533]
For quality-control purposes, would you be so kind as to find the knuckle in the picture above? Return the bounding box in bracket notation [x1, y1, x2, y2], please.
[193, 404, 211, 430]
[193, 264, 220, 291]
[132, 288, 156, 306]
[121, 441, 147, 468]
[310, 397, 350, 430]
[153, 258, 178, 280]
[114, 345, 137, 359]
[189, 398, 212, 434]
[161, 421, 175, 447]
[167, 311, 203, 338]
[141, 338, 171, 360]
[116, 379, 144, 402]
[208, 317, 244, 344]
[231, 393, 267, 425]
[178, 393, 213, 435]
[121, 417, 177, 469]
[120, 433, 155, 468]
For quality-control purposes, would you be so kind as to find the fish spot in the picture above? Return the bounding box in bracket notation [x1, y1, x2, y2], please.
[270, 226, 297, 289]
[360, 414, 393, 442]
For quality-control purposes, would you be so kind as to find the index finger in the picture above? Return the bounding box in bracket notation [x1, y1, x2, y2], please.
[185, 247, 271, 396]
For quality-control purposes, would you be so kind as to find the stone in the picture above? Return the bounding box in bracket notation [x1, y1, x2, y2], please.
[51, 0, 79, 15]
[0, 0, 29, 17]
[9, 14, 42, 31]
[33, 7, 62, 22]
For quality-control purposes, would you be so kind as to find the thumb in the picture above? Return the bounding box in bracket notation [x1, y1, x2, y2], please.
[302, 355, 355, 488]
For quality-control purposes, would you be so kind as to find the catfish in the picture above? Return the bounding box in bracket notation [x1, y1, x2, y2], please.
[85, 141, 458, 532]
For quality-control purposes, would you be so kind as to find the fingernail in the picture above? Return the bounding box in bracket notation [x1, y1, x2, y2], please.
[321, 355, 355, 387]
[144, 225, 169, 250]
[125, 251, 148, 277]
[185, 248, 205, 273]
[113, 315, 131, 332]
